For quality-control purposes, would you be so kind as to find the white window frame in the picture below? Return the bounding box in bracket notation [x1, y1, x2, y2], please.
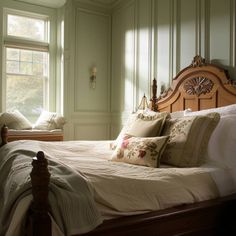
[1, 5, 57, 115]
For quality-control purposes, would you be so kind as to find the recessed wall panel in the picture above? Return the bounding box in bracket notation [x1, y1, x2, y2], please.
[75, 9, 110, 112]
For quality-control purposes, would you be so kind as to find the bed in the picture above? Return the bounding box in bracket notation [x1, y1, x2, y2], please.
[1, 55, 236, 236]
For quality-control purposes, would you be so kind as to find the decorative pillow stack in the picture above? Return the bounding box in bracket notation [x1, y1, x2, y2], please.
[111, 111, 170, 167]
[161, 112, 220, 167]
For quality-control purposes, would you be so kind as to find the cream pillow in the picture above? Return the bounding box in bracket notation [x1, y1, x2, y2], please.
[126, 112, 168, 137]
[161, 112, 220, 167]
[0, 110, 32, 130]
[34, 111, 66, 130]
[111, 111, 169, 150]
[111, 136, 169, 167]
[184, 104, 236, 117]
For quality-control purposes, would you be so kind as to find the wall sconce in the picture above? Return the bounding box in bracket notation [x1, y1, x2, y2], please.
[90, 67, 97, 89]
[137, 94, 149, 110]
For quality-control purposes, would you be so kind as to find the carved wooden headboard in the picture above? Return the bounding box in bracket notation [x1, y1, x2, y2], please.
[153, 55, 236, 112]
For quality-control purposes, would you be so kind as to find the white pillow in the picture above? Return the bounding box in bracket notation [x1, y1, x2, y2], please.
[208, 114, 236, 168]
[184, 104, 236, 117]
[34, 111, 66, 130]
[0, 110, 32, 130]
[170, 110, 185, 118]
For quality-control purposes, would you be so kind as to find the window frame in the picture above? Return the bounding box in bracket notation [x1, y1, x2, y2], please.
[1, 5, 57, 117]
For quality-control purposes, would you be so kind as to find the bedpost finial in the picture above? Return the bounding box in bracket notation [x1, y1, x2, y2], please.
[37, 151, 46, 161]
[150, 78, 158, 112]
[31, 151, 50, 211]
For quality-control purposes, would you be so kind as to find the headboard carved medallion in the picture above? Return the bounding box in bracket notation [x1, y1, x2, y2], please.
[183, 77, 214, 96]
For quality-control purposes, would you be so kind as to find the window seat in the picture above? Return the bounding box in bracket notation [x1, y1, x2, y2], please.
[7, 129, 63, 142]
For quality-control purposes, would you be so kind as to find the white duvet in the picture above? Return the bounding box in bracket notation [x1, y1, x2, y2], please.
[1, 140, 236, 236]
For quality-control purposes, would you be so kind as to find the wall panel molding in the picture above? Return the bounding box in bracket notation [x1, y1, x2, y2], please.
[230, 0, 236, 67]
[74, 7, 111, 113]
[204, 0, 210, 60]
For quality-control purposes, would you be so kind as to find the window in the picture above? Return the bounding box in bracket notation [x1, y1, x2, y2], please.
[3, 9, 50, 123]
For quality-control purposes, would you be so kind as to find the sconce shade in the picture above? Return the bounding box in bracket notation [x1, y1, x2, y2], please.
[138, 94, 149, 110]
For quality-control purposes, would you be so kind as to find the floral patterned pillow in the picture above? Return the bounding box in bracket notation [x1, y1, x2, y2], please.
[111, 136, 169, 167]
[161, 112, 220, 167]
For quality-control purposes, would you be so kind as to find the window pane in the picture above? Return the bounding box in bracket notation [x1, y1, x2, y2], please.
[20, 50, 32, 62]
[7, 48, 19, 60]
[6, 75, 44, 122]
[7, 14, 46, 41]
[20, 62, 32, 75]
[7, 48, 48, 76]
[6, 48, 48, 122]
[7, 61, 19, 73]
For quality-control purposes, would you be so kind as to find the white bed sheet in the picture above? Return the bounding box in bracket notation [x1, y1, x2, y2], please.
[3, 140, 236, 236]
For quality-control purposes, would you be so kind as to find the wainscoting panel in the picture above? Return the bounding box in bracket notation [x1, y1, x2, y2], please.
[74, 123, 110, 140]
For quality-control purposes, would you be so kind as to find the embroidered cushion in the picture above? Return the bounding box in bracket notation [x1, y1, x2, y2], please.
[161, 112, 220, 167]
[111, 136, 169, 167]
[0, 110, 32, 130]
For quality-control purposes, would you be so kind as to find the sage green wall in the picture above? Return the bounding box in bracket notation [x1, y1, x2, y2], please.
[63, 0, 111, 140]
[110, 0, 236, 138]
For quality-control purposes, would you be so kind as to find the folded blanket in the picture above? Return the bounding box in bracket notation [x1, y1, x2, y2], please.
[0, 141, 102, 236]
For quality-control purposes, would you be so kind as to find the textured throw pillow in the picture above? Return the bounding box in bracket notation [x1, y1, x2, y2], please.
[0, 110, 32, 130]
[184, 104, 236, 117]
[111, 111, 169, 150]
[161, 112, 220, 167]
[111, 136, 169, 167]
[34, 111, 66, 130]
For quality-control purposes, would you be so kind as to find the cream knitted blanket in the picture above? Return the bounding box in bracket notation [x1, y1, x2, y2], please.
[0, 141, 102, 236]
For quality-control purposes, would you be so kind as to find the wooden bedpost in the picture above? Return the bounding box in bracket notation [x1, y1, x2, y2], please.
[0, 124, 8, 147]
[28, 151, 51, 236]
[150, 78, 158, 111]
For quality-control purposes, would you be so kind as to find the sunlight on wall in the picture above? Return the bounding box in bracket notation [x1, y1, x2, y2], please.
[60, 20, 64, 114]
[124, 30, 134, 112]
[138, 28, 150, 102]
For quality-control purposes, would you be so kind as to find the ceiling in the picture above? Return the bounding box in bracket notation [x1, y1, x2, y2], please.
[14, 0, 67, 8]
[14, 0, 120, 8]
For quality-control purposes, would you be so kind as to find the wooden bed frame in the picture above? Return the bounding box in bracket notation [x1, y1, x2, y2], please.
[1, 55, 236, 236]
